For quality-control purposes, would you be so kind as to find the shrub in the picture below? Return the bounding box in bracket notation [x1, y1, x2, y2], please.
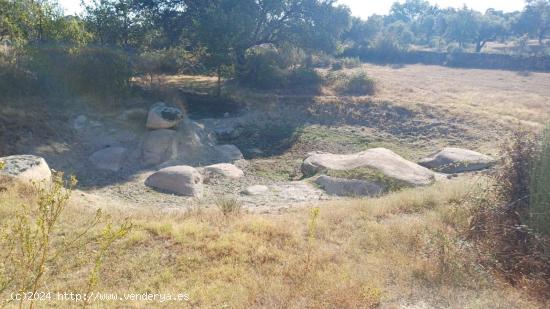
[331, 57, 362, 70]
[529, 125, 550, 235]
[367, 35, 404, 61]
[0, 61, 39, 97]
[238, 45, 286, 89]
[310, 52, 335, 68]
[216, 196, 242, 216]
[67, 47, 132, 97]
[469, 127, 550, 295]
[0, 173, 131, 307]
[287, 67, 322, 92]
[237, 45, 322, 93]
[328, 70, 376, 96]
[2, 46, 133, 98]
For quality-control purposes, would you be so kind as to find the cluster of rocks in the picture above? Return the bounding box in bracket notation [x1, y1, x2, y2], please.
[137, 103, 245, 197]
[301, 147, 496, 197]
[0, 100, 497, 205]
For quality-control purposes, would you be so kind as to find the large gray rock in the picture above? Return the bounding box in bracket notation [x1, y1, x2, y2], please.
[146, 102, 185, 130]
[214, 144, 244, 162]
[201, 163, 244, 179]
[89, 147, 127, 172]
[145, 165, 203, 197]
[0, 155, 51, 183]
[418, 147, 496, 173]
[141, 129, 176, 165]
[302, 148, 435, 187]
[173, 121, 217, 164]
[315, 175, 384, 197]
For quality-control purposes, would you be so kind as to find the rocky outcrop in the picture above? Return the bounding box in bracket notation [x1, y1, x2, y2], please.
[315, 175, 384, 197]
[201, 163, 244, 179]
[141, 129, 176, 165]
[214, 144, 244, 162]
[302, 148, 435, 187]
[146, 102, 185, 130]
[0, 155, 51, 183]
[418, 147, 496, 173]
[89, 147, 127, 172]
[145, 165, 203, 197]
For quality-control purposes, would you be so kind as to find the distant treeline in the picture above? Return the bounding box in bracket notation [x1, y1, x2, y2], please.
[1, 0, 549, 96]
[344, 48, 550, 72]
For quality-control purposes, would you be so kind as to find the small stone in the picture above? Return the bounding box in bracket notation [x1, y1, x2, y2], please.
[242, 185, 269, 196]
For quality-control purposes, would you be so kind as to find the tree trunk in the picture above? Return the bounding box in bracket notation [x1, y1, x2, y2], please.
[235, 48, 247, 76]
[216, 66, 222, 97]
[475, 40, 487, 53]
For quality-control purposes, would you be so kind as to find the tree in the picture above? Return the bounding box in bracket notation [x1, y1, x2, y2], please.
[345, 15, 384, 47]
[389, 0, 433, 23]
[84, 0, 147, 48]
[443, 7, 478, 48]
[515, 0, 550, 46]
[473, 11, 507, 52]
[183, 0, 351, 74]
[0, 0, 90, 47]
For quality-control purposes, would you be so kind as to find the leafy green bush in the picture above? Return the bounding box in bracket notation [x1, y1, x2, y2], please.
[238, 45, 322, 92]
[287, 67, 322, 91]
[367, 35, 405, 60]
[67, 47, 132, 96]
[331, 57, 362, 70]
[469, 128, 550, 291]
[328, 70, 376, 96]
[238, 45, 286, 89]
[529, 125, 550, 235]
[0, 173, 131, 307]
[0, 61, 40, 97]
[2, 46, 132, 98]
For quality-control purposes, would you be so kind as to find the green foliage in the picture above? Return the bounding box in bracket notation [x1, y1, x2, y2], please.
[331, 57, 362, 70]
[238, 45, 286, 89]
[327, 69, 376, 96]
[238, 45, 322, 92]
[514, 0, 550, 45]
[287, 67, 323, 91]
[529, 124, 550, 235]
[0, 173, 130, 307]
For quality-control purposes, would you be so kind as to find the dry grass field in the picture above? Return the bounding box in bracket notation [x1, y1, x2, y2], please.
[1, 175, 547, 308]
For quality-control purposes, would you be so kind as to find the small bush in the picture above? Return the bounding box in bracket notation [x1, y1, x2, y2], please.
[2, 46, 133, 98]
[366, 35, 405, 61]
[0, 173, 131, 307]
[310, 52, 335, 68]
[0, 62, 39, 97]
[469, 127, 550, 295]
[328, 70, 376, 96]
[238, 45, 322, 93]
[331, 57, 362, 70]
[287, 67, 322, 91]
[529, 125, 550, 235]
[238, 45, 286, 89]
[331, 61, 344, 70]
[216, 196, 242, 216]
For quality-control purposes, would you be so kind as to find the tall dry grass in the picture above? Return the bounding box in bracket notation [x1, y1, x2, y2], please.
[1, 176, 545, 308]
